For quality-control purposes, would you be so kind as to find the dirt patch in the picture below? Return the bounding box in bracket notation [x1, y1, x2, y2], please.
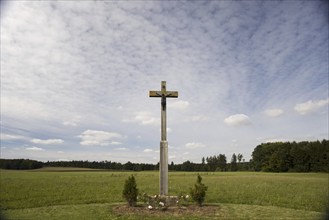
[112, 204, 219, 217]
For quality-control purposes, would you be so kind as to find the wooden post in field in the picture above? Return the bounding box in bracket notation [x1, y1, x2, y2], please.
[149, 81, 178, 195]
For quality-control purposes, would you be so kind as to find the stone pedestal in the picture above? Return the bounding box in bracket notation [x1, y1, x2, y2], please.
[160, 140, 168, 195]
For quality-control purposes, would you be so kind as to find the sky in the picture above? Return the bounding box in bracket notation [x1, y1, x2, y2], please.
[1, 1, 328, 164]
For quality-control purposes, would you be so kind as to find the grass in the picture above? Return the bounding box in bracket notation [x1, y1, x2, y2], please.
[0, 169, 328, 219]
[2, 203, 325, 220]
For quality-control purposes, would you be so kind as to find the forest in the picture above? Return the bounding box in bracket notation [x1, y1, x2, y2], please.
[252, 139, 328, 172]
[1, 140, 328, 172]
[0, 159, 43, 170]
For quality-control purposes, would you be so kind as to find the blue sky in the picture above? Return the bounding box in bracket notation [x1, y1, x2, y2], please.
[1, 1, 328, 163]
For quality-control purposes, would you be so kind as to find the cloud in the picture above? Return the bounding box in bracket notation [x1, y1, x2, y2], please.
[26, 146, 44, 151]
[31, 139, 64, 145]
[144, 149, 153, 152]
[1, 133, 28, 141]
[63, 121, 77, 126]
[191, 115, 208, 122]
[1, 97, 52, 121]
[0, 1, 327, 163]
[264, 109, 284, 117]
[185, 142, 206, 149]
[79, 130, 122, 146]
[123, 111, 159, 126]
[62, 116, 81, 127]
[294, 99, 329, 115]
[56, 158, 70, 161]
[224, 114, 251, 126]
[264, 138, 287, 143]
[168, 100, 189, 110]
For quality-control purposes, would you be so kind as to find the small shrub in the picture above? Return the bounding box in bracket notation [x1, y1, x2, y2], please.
[122, 175, 138, 207]
[190, 174, 208, 206]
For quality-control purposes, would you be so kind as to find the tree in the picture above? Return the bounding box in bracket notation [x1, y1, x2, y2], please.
[169, 161, 175, 170]
[155, 162, 160, 170]
[201, 157, 207, 171]
[190, 174, 208, 206]
[267, 150, 288, 172]
[251, 140, 329, 172]
[206, 156, 217, 171]
[181, 160, 193, 171]
[122, 175, 139, 207]
[237, 153, 243, 163]
[0, 159, 43, 170]
[218, 154, 227, 171]
[124, 161, 133, 170]
[252, 143, 276, 171]
[230, 153, 238, 171]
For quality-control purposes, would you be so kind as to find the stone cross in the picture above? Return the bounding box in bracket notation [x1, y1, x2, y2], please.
[149, 81, 178, 195]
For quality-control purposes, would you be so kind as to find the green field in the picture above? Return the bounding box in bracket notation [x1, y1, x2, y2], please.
[0, 169, 328, 219]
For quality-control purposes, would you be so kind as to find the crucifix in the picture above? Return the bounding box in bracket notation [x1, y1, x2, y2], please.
[149, 81, 178, 195]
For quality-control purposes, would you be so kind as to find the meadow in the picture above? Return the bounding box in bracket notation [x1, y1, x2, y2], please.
[0, 169, 328, 219]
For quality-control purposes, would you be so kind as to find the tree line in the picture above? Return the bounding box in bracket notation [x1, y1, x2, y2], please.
[0, 156, 252, 172]
[169, 153, 252, 172]
[251, 140, 328, 172]
[1, 140, 327, 172]
[0, 157, 251, 172]
[0, 159, 43, 170]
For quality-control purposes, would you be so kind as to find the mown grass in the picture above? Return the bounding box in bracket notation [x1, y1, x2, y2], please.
[2, 203, 326, 220]
[0, 169, 328, 219]
[194, 172, 328, 211]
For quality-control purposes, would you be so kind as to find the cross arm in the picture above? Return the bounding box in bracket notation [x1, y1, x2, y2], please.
[165, 91, 178, 98]
[149, 91, 162, 97]
[149, 91, 178, 98]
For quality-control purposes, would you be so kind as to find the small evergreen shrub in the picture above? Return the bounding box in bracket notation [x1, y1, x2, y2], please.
[122, 175, 139, 207]
[190, 174, 208, 206]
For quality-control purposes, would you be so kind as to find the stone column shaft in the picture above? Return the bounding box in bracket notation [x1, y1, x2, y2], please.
[160, 140, 168, 195]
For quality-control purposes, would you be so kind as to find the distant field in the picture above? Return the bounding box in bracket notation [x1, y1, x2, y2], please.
[31, 167, 111, 172]
[0, 170, 328, 219]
